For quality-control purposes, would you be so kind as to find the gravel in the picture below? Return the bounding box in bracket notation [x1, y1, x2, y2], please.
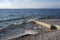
[10, 28, 60, 40]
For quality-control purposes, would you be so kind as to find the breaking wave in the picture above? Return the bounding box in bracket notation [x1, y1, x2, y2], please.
[0, 19, 42, 40]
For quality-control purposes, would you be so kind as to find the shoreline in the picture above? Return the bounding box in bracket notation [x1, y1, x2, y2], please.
[10, 28, 60, 40]
[10, 19, 60, 40]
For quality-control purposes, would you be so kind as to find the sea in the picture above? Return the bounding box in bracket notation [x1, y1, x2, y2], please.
[0, 9, 60, 40]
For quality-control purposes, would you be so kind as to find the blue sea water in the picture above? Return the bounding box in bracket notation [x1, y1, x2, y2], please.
[0, 9, 60, 40]
[0, 9, 60, 27]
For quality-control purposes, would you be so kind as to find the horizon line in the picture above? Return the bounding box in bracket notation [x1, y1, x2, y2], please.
[0, 8, 60, 9]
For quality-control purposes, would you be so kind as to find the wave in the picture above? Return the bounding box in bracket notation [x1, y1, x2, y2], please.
[0, 15, 58, 23]
[0, 29, 39, 40]
[0, 19, 42, 40]
[0, 20, 27, 31]
[8, 29, 38, 40]
[0, 17, 28, 23]
[0, 19, 41, 32]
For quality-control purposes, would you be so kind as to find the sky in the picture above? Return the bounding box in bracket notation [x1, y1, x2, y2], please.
[0, 0, 60, 8]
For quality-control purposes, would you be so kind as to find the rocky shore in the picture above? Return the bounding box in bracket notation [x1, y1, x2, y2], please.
[10, 19, 60, 40]
[10, 28, 60, 40]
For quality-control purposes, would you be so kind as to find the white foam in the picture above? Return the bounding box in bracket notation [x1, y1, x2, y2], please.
[14, 22, 23, 25]
[8, 29, 38, 40]
[27, 19, 34, 22]
[25, 30, 38, 34]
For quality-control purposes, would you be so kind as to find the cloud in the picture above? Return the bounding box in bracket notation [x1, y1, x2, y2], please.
[22, 0, 33, 3]
[0, 0, 60, 8]
[12, 2, 60, 8]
